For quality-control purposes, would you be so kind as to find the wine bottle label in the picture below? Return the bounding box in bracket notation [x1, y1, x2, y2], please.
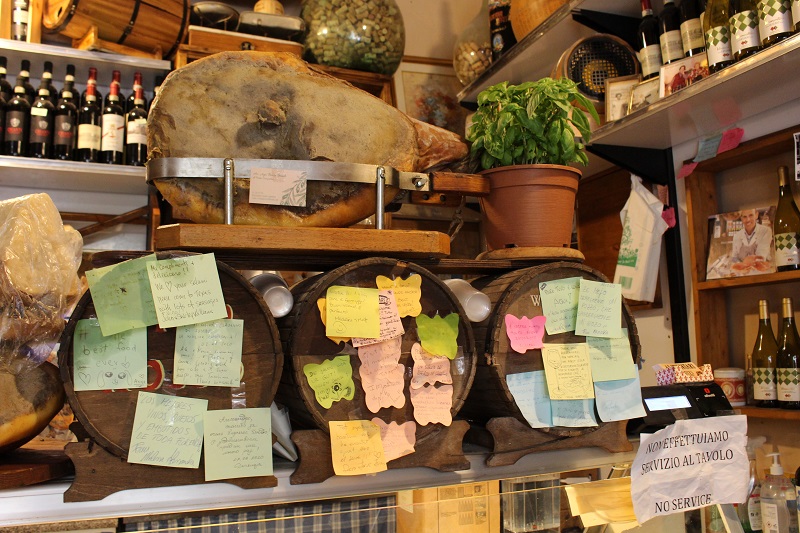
[54, 115, 75, 146]
[730, 11, 760, 55]
[5, 110, 26, 141]
[77, 123, 101, 150]
[100, 114, 124, 153]
[758, 0, 792, 39]
[777, 367, 800, 401]
[705, 26, 733, 66]
[638, 44, 662, 78]
[126, 118, 147, 146]
[29, 116, 52, 143]
[30, 107, 47, 117]
[793, 0, 800, 26]
[748, 494, 762, 530]
[660, 30, 684, 63]
[753, 367, 777, 400]
[774, 231, 800, 267]
[681, 18, 705, 54]
[12, 9, 28, 23]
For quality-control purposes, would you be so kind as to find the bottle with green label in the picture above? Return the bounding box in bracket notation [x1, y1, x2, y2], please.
[753, 299, 779, 408]
[731, 0, 762, 61]
[777, 297, 800, 409]
[704, 0, 734, 72]
[758, 0, 793, 47]
[774, 166, 800, 271]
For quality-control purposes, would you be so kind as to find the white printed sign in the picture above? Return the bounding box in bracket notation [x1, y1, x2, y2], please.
[249, 167, 307, 207]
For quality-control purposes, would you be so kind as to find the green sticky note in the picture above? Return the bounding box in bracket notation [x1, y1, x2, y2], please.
[325, 285, 380, 339]
[174, 319, 244, 387]
[538, 277, 581, 334]
[587, 328, 637, 382]
[85, 254, 158, 336]
[204, 407, 272, 481]
[415, 313, 459, 359]
[128, 391, 207, 468]
[304, 356, 355, 409]
[147, 253, 228, 329]
[575, 279, 622, 338]
[72, 318, 147, 391]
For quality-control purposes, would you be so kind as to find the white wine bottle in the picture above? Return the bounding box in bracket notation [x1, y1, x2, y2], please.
[730, 0, 761, 61]
[777, 297, 800, 409]
[704, 0, 734, 72]
[774, 166, 800, 271]
[753, 299, 779, 408]
[757, 0, 793, 48]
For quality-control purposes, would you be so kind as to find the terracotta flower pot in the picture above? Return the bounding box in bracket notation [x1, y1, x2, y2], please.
[479, 164, 581, 250]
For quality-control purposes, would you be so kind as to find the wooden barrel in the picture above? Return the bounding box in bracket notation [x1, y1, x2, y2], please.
[57, 251, 283, 458]
[43, 0, 190, 59]
[276, 257, 476, 443]
[462, 261, 640, 436]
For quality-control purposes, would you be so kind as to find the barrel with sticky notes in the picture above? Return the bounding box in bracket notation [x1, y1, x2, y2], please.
[462, 261, 640, 465]
[276, 257, 477, 483]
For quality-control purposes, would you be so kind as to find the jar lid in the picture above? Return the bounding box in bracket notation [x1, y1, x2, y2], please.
[713, 367, 745, 377]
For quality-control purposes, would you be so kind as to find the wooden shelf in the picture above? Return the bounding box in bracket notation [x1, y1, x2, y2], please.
[697, 270, 800, 291]
[739, 406, 800, 421]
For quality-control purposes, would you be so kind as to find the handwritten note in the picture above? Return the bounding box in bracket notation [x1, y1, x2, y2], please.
[376, 274, 422, 317]
[173, 319, 244, 387]
[594, 368, 647, 422]
[505, 314, 546, 353]
[352, 290, 405, 347]
[586, 329, 636, 382]
[575, 279, 622, 338]
[541, 343, 594, 400]
[73, 319, 147, 391]
[128, 391, 207, 468]
[316, 298, 350, 344]
[410, 385, 453, 426]
[506, 371, 553, 428]
[303, 356, 355, 409]
[147, 254, 227, 329]
[410, 342, 452, 389]
[415, 313, 459, 359]
[358, 337, 406, 413]
[552, 399, 598, 427]
[539, 277, 581, 334]
[372, 418, 416, 462]
[85, 254, 158, 336]
[693, 133, 723, 162]
[329, 420, 387, 476]
[677, 162, 698, 180]
[325, 286, 380, 339]
[204, 407, 272, 481]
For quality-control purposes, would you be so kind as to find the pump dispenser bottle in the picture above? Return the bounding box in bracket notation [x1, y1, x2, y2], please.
[760, 452, 798, 533]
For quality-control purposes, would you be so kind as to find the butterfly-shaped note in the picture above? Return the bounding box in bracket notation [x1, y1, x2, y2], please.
[415, 313, 459, 359]
[504, 314, 547, 353]
[375, 274, 422, 317]
[371, 418, 416, 461]
[410, 385, 453, 426]
[303, 356, 355, 409]
[410, 342, 452, 389]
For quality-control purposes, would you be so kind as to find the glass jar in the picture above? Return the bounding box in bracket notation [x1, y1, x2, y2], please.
[300, 0, 405, 75]
[453, 0, 492, 86]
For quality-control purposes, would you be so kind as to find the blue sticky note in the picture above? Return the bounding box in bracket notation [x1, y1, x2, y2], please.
[594, 366, 647, 422]
[551, 399, 598, 427]
[693, 133, 723, 162]
[506, 371, 552, 428]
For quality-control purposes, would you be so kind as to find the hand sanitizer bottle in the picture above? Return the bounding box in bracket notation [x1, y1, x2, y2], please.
[760, 452, 799, 533]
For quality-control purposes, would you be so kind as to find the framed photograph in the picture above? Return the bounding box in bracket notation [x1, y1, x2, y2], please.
[659, 52, 709, 98]
[392, 57, 469, 137]
[605, 74, 641, 122]
[706, 206, 777, 280]
[628, 77, 661, 114]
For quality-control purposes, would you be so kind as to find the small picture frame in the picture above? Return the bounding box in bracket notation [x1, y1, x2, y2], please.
[628, 77, 661, 115]
[605, 74, 641, 122]
[659, 52, 709, 98]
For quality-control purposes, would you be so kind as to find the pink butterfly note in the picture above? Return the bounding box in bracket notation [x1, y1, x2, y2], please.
[504, 314, 547, 353]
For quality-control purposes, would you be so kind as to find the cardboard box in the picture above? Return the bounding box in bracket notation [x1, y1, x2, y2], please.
[396, 481, 500, 533]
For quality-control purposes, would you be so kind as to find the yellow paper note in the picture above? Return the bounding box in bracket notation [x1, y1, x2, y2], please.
[317, 298, 350, 344]
[325, 285, 380, 339]
[303, 355, 355, 409]
[541, 343, 595, 400]
[147, 253, 228, 329]
[73, 318, 148, 391]
[575, 279, 622, 338]
[586, 328, 637, 382]
[203, 407, 272, 481]
[371, 418, 416, 462]
[329, 420, 387, 475]
[538, 277, 581, 334]
[86, 254, 159, 336]
[174, 319, 244, 387]
[375, 274, 422, 317]
[415, 313, 459, 359]
[128, 391, 207, 468]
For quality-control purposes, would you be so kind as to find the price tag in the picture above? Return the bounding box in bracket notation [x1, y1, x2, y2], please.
[249, 167, 307, 207]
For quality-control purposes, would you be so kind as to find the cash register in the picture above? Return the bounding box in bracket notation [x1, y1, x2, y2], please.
[627, 381, 735, 434]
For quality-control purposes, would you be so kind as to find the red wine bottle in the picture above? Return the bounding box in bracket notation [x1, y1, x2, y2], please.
[17, 59, 36, 104]
[0, 93, 5, 148]
[38, 60, 55, 106]
[99, 82, 124, 164]
[680, 0, 707, 56]
[638, 0, 663, 79]
[126, 71, 147, 113]
[0, 56, 13, 103]
[104, 69, 122, 108]
[125, 87, 148, 166]
[76, 83, 101, 163]
[53, 87, 77, 161]
[4, 83, 31, 156]
[659, 0, 685, 64]
[80, 67, 103, 108]
[59, 64, 76, 103]
[28, 84, 55, 158]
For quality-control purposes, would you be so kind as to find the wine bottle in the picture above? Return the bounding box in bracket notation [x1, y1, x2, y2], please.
[681, 0, 707, 56]
[99, 82, 124, 164]
[638, 0, 664, 79]
[28, 83, 55, 159]
[80, 67, 103, 108]
[104, 69, 122, 108]
[17, 59, 36, 104]
[774, 165, 800, 271]
[76, 83, 101, 163]
[704, 0, 735, 72]
[753, 299, 779, 408]
[758, 0, 793, 48]
[125, 87, 148, 166]
[730, 0, 762, 61]
[3, 83, 30, 156]
[60, 64, 76, 103]
[12, 0, 28, 41]
[660, 0, 685, 64]
[126, 72, 147, 113]
[53, 88, 77, 161]
[793, 0, 800, 32]
[777, 297, 800, 409]
[38, 61, 55, 106]
[0, 57, 13, 103]
[149, 75, 164, 112]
